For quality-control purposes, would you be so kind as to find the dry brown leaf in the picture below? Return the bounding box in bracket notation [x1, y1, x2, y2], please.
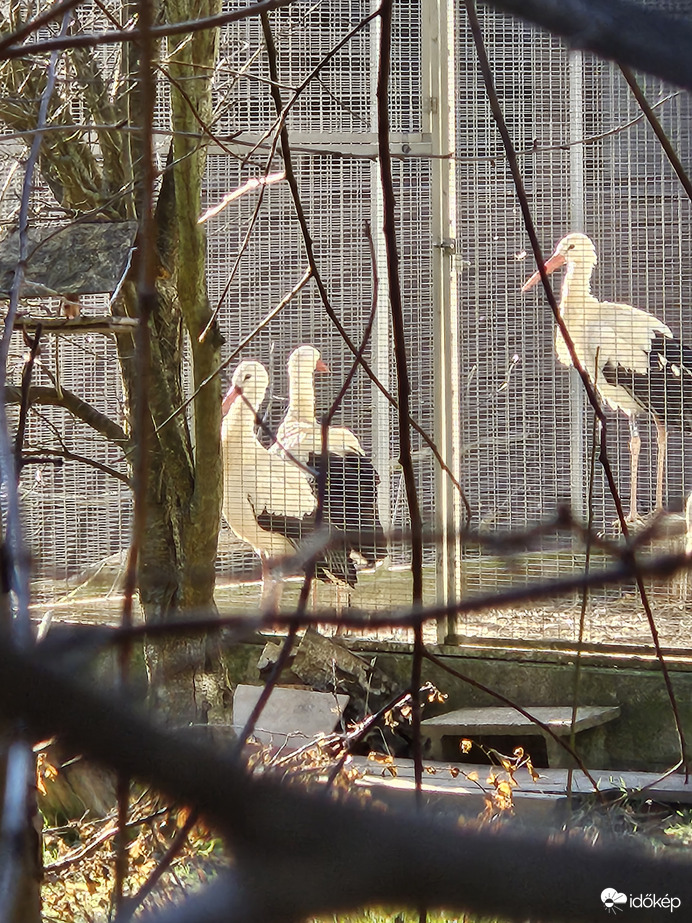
[36, 752, 59, 796]
[83, 875, 98, 896]
[175, 807, 192, 828]
[128, 836, 144, 860]
[427, 687, 448, 704]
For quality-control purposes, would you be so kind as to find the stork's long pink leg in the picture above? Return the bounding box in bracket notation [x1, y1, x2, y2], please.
[259, 555, 284, 616]
[627, 417, 641, 522]
[654, 418, 667, 511]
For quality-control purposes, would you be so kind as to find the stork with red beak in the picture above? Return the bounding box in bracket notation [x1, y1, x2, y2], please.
[523, 232, 692, 521]
[272, 344, 365, 460]
[272, 345, 387, 570]
[221, 360, 356, 610]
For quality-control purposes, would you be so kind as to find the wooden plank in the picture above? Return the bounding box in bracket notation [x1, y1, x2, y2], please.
[13, 315, 138, 335]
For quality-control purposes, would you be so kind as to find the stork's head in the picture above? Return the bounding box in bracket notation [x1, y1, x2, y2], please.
[287, 344, 330, 379]
[223, 360, 269, 415]
[522, 232, 598, 292]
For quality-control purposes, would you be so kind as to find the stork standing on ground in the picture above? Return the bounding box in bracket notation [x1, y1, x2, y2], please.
[272, 344, 388, 570]
[522, 232, 692, 521]
[221, 360, 356, 611]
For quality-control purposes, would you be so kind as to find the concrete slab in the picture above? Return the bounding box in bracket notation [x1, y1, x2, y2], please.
[233, 684, 349, 750]
[351, 756, 692, 823]
[421, 705, 621, 736]
[421, 705, 621, 765]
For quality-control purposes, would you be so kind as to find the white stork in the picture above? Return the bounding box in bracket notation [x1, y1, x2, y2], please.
[272, 344, 388, 570]
[221, 360, 356, 610]
[522, 232, 692, 521]
[273, 344, 364, 460]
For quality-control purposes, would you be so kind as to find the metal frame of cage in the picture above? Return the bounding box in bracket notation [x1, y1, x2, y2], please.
[452, 2, 692, 644]
[0, 0, 690, 646]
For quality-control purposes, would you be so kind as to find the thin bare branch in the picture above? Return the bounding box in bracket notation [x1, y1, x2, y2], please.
[112, 0, 158, 907]
[22, 443, 130, 484]
[254, 3, 470, 524]
[421, 648, 602, 792]
[4, 385, 130, 448]
[0, 0, 298, 59]
[619, 65, 692, 204]
[12, 325, 42, 473]
[0, 0, 83, 54]
[465, 0, 689, 771]
[114, 810, 199, 921]
[377, 0, 425, 808]
[100, 543, 692, 644]
[2, 642, 692, 923]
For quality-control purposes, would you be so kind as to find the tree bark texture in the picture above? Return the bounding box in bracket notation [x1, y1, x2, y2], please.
[0, 4, 225, 723]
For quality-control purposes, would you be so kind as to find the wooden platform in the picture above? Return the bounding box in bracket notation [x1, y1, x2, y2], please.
[421, 705, 621, 767]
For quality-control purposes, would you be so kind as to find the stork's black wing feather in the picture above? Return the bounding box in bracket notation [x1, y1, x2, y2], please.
[253, 504, 357, 587]
[602, 332, 692, 431]
[253, 450, 387, 588]
[307, 451, 388, 569]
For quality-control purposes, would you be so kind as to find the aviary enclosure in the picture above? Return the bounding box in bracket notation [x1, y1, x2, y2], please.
[4, 2, 692, 923]
[1, 0, 692, 650]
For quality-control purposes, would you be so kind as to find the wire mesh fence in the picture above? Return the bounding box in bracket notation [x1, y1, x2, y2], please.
[0, 0, 690, 645]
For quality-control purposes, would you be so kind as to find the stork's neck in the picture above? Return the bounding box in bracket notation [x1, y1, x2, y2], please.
[561, 260, 595, 308]
[288, 372, 316, 422]
[224, 397, 260, 444]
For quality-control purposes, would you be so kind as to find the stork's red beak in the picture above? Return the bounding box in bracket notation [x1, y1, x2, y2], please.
[222, 384, 242, 415]
[315, 358, 330, 373]
[521, 250, 567, 292]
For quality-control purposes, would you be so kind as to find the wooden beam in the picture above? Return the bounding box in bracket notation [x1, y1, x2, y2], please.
[13, 315, 138, 336]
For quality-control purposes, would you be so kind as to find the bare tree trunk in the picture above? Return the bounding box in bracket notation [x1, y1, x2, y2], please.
[0, 5, 224, 724]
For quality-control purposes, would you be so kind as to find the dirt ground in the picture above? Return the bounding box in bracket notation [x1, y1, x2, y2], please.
[28, 577, 692, 652]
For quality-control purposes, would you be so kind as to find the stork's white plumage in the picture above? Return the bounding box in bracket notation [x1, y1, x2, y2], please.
[272, 345, 387, 571]
[272, 345, 364, 461]
[222, 361, 315, 558]
[523, 232, 692, 521]
[221, 360, 357, 608]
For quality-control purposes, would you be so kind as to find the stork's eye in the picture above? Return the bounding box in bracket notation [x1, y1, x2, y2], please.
[243, 373, 252, 381]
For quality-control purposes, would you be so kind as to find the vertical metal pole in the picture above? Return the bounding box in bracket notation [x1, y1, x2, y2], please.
[424, 0, 462, 643]
[370, 7, 392, 535]
[569, 50, 586, 522]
